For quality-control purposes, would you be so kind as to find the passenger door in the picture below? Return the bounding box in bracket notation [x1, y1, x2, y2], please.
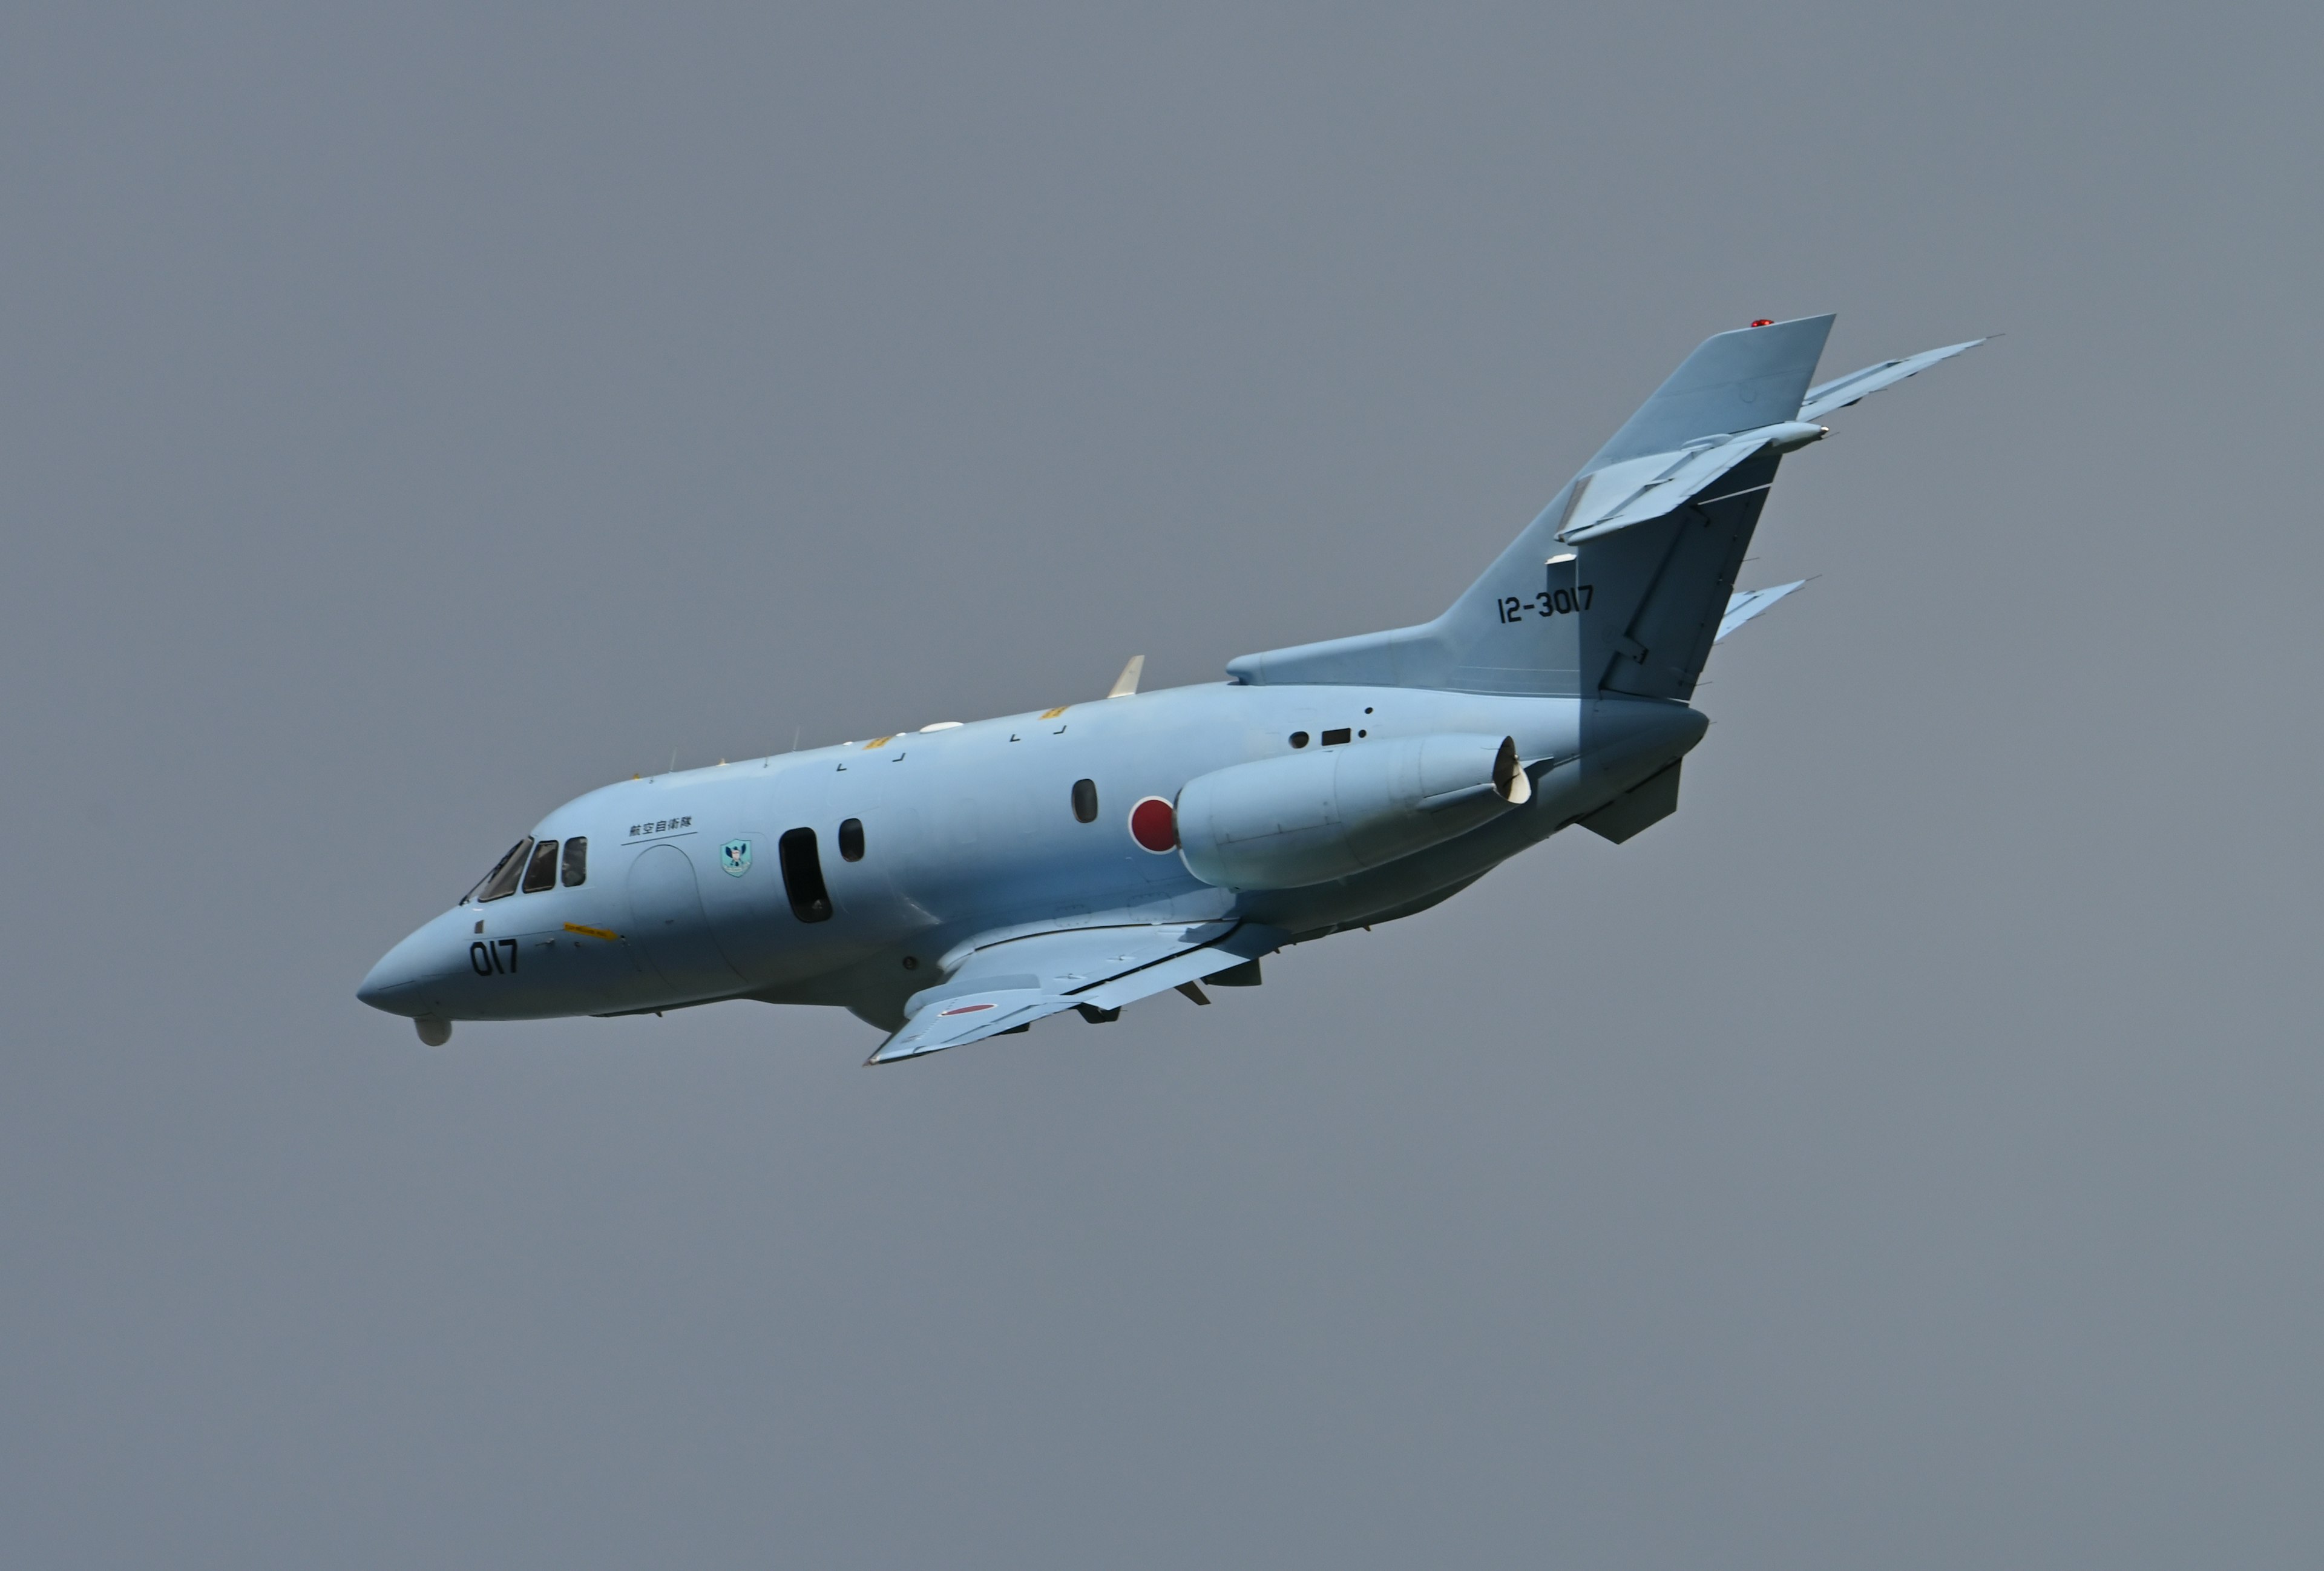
[625, 842, 745, 1000]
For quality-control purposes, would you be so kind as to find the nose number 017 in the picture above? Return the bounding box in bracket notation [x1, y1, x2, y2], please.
[470, 938, 520, 975]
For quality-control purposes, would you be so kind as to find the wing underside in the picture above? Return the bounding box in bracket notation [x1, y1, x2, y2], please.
[867, 918, 1285, 1064]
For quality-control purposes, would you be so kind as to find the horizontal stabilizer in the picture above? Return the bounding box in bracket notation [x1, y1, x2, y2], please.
[1716, 581, 1807, 643]
[1558, 423, 1822, 544]
[1798, 338, 1986, 423]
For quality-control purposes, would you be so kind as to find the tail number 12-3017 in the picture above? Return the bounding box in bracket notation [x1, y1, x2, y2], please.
[1498, 582, 1593, 624]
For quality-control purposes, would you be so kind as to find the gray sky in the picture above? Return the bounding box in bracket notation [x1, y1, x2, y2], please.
[4, 3, 2320, 1566]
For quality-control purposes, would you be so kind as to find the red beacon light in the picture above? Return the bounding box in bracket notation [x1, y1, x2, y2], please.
[1750, 318, 1774, 327]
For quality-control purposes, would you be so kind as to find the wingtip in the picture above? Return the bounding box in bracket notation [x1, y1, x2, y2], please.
[866, 1036, 936, 1065]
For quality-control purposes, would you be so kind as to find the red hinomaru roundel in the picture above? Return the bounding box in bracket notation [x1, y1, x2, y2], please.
[1128, 796, 1177, 853]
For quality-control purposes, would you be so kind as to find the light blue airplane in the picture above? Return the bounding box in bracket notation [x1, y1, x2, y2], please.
[359, 314, 1978, 1063]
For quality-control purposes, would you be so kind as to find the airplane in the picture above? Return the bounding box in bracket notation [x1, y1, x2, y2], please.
[358, 313, 1980, 1064]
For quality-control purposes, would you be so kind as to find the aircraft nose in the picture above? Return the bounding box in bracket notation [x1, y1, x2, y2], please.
[356, 927, 436, 1016]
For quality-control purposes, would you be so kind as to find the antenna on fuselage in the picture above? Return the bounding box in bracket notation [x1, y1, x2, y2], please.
[1108, 655, 1144, 699]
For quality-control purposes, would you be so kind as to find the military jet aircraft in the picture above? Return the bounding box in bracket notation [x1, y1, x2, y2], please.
[359, 314, 1978, 1063]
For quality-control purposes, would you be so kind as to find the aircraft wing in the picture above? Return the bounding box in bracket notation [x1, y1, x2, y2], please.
[1716, 580, 1807, 642]
[867, 918, 1287, 1065]
[1797, 338, 1986, 422]
[867, 987, 1077, 1062]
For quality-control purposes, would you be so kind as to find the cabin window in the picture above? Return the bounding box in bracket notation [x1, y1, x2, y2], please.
[560, 836, 588, 886]
[1288, 731, 1309, 749]
[778, 828, 834, 923]
[1071, 778, 1098, 823]
[838, 818, 865, 861]
[1321, 727, 1352, 746]
[520, 840, 560, 893]
[472, 838, 533, 903]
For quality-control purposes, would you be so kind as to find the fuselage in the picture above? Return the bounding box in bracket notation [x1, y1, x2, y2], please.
[356, 681, 1705, 1033]
[356, 311, 1971, 1050]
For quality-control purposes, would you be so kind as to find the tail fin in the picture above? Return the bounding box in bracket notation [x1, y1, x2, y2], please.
[1229, 314, 1834, 697]
[1583, 314, 1833, 469]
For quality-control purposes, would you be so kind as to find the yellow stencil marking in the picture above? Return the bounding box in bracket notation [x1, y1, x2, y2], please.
[863, 734, 894, 749]
[563, 922, 620, 941]
[1039, 706, 1068, 719]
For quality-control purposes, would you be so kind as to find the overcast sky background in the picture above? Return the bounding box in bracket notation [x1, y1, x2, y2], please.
[4, 3, 2320, 1566]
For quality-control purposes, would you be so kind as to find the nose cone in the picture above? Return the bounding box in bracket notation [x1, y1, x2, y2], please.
[357, 926, 439, 1017]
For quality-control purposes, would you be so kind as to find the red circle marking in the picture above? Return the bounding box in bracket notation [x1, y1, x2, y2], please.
[939, 1002, 996, 1016]
[1128, 796, 1177, 853]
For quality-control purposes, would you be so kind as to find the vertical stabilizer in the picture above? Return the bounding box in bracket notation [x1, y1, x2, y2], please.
[1229, 315, 1837, 697]
[1583, 315, 1833, 469]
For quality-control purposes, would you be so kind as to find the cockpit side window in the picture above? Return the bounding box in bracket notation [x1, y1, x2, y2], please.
[472, 838, 534, 903]
[560, 836, 588, 887]
[521, 839, 560, 894]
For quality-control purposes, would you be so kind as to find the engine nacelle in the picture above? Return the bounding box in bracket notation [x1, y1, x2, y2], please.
[1175, 733, 1531, 891]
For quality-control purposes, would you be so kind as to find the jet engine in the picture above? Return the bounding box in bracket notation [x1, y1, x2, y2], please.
[1175, 733, 1531, 891]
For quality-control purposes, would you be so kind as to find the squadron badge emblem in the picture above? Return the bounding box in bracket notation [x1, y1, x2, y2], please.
[720, 839, 752, 877]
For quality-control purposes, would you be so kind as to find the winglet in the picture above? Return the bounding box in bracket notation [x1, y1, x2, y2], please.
[1108, 655, 1144, 698]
